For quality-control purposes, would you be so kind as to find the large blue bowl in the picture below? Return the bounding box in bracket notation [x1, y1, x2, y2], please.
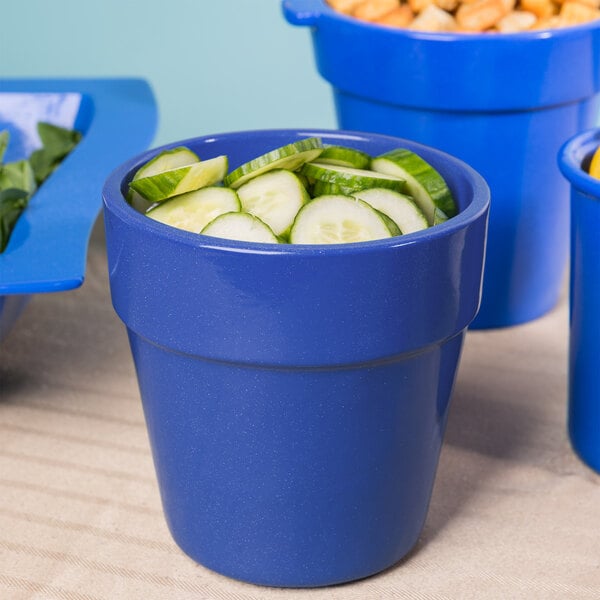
[0, 78, 157, 341]
[559, 128, 600, 474]
[103, 128, 489, 587]
[283, 0, 600, 329]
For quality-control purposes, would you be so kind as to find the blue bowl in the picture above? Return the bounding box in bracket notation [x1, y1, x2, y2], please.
[559, 128, 600, 474]
[283, 0, 600, 329]
[103, 128, 489, 587]
[0, 78, 157, 341]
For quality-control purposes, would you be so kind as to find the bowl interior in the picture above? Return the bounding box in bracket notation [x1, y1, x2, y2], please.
[109, 128, 489, 253]
[559, 128, 600, 198]
[103, 129, 490, 365]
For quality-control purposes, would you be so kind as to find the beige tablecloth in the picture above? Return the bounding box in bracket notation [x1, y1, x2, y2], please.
[1, 219, 599, 600]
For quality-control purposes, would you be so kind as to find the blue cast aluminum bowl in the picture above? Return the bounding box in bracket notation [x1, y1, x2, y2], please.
[283, 0, 600, 329]
[559, 128, 600, 474]
[103, 128, 489, 587]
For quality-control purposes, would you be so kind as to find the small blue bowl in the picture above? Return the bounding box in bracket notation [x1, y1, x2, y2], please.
[103, 128, 489, 587]
[283, 0, 600, 329]
[0, 78, 157, 341]
[559, 128, 600, 474]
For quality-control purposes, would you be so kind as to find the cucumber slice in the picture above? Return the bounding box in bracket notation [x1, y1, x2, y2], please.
[127, 189, 155, 214]
[352, 188, 428, 235]
[433, 207, 449, 225]
[147, 186, 240, 233]
[311, 179, 364, 197]
[374, 209, 402, 236]
[129, 155, 228, 202]
[224, 137, 324, 189]
[371, 149, 456, 225]
[132, 147, 200, 181]
[317, 145, 371, 169]
[301, 161, 406, 194]
[201, 211, 279, 244]
[289, 195, 393, 245]
[236, 169, 309, 238]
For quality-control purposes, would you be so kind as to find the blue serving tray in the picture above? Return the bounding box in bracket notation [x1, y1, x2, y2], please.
[0, 78, 157, 340]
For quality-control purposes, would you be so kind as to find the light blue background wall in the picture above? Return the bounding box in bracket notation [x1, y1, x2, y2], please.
[1, 1, 336, 146]
[3, 1, 598, 147]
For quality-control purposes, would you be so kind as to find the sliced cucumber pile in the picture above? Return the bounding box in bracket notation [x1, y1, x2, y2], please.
[132, 146, 200, 180]
[223, 137, 323, 189]
[129, 155, 228, 202]
[290, 195, 392, 244]
[128, 137, 457, 245]
[201, 212, 279, 244]
[352, 188, 428, 235]
[371, 149, 456, 225]
[236, 169, 309, 238]
[301, 161, 407, 194]
[317, 145, 371, 169]
[147, 186, 240, 233]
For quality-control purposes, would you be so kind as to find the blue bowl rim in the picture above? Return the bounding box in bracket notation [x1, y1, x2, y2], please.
[558, 128, 600, 200]
[282, 0, 600, 42]
[103, 128, 490, 257]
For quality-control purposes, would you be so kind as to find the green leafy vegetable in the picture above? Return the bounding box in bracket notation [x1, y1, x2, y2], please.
[0, 160, 37, 196]
[0, 189, 29, 252]
[29, 122, 82, 185]
[0, 122, 81, 252]
[0, 131, 9, 163]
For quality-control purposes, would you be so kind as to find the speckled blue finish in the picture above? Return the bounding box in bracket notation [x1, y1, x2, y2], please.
[282, 0, 600, 329]
[559, 129, 600, 474]
[103, 129, 489, 587]
[0, 78, 157, 341]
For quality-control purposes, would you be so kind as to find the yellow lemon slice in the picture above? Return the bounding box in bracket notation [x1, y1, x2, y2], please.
[589, 146, 600, 180]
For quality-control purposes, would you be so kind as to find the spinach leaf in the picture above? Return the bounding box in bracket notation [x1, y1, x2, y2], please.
[0, 188, 29, 252]
[0, 131, 8, 163]
[0, 159, 37, 196]
[29, 122, 82, 185]
[0, 122, 81, 253]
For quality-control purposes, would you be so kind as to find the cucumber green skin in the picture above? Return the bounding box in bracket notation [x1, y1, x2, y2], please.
[317, 145, 371, 169]
[352, 188, 428, 235]
[301, 161, 407, 194]
[433, 207, 449, 225]
[289, 194, 393, 245]
[296, 172, 311, 190]
[127, 189, 155, 213]
[201, 211, 280, 244]
[374, 210, 402, 236]
[129, 155, 228, 202]
[132, 146, 199, 181]
[311, 179, 365, 197]
[223, 137, 324, 189]
[130, 167, 188, 200]
[147, 187, 241, 233]
[371, 149, 457, 222]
